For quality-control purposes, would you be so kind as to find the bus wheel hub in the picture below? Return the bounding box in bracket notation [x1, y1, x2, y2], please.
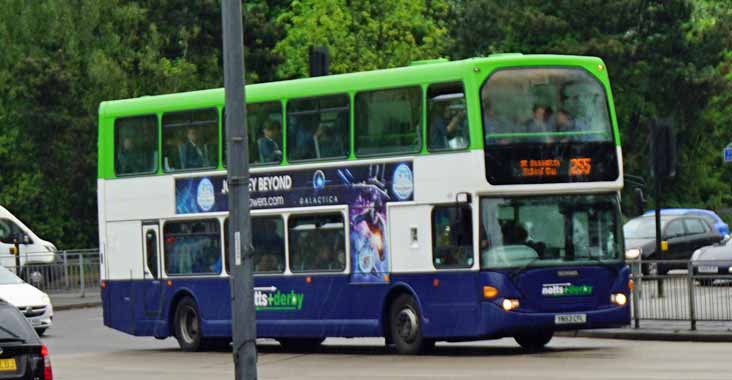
[397, 308, 418, 342]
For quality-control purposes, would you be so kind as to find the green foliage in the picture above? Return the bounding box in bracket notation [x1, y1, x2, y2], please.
[274, 0, 450, 78]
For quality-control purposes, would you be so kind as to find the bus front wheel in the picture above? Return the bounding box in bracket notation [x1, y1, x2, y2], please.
[514, 330, 553, 351]
[389, 294, 432, 355]
[174, 296, 204, 352]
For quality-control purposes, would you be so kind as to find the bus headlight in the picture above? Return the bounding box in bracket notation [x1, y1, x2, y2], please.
[502, 298, 520, 311]
[625, 249, 641, 260]
[611, 293, 627, 306]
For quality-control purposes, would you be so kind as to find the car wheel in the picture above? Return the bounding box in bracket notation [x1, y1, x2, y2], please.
[515, 330, 554, 351]
[174, 296, 205, 352]
[35, 328, 47, 337]
[389, 294, 429, 355]
[277, 338, 325, 352]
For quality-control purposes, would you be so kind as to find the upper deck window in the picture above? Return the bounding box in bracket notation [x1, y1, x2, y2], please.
[162, 109, 218, 172]
[481, 68, 612, 145]
[355, 87, 421, 156]
[428, 82, 469, 151]
[287, 95, 349, 161]
[114, 115, 158, 176]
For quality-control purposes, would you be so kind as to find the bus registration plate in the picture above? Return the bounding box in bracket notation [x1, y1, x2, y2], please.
[0, 358, 17, 371]
[698, 266, 718, 273]
[554, 313, 587, 325]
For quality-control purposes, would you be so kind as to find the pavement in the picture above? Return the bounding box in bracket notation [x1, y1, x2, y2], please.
[45, 307, 732, 380]
[560, 320, 732, 342]
[49, 290, 102, 311]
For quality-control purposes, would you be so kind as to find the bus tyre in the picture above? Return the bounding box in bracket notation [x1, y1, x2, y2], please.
[174, 296, 204, 352]
[389, 294, 428, 355]
[514, 330, 553, 351]
[277, 338, 325, 352]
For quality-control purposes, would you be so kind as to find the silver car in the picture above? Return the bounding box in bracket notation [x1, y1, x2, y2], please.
[691, 236, 732, 286]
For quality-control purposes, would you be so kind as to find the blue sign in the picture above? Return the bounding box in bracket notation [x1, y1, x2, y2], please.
[724, 146, 732, 163]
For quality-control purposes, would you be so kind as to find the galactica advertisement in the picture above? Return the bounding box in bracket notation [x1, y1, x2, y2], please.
[174, 161, 414, 283]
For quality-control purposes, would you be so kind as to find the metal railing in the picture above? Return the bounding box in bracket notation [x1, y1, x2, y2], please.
[5, 249, 100, 297]
[630, 258, 732, 330]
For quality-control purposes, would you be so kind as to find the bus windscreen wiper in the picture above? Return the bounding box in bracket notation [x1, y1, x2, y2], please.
[573, 255, 619, 274]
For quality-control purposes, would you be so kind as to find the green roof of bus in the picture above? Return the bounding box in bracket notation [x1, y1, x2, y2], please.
[98, 54, 611, 117]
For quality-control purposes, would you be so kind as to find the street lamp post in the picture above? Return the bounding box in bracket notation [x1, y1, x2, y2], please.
[222, 0, 257, 379]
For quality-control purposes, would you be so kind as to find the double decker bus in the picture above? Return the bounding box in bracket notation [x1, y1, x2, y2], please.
[97, 54, 629, 354]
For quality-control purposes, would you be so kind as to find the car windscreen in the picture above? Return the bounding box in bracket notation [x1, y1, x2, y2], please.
[623, 217, 670, 239]
[0, 305, 36, 343]
[0, 266, 23, 285]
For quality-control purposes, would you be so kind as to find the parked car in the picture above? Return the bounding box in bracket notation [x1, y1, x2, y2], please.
[691, 236, 732, 286]
[624, 214, 723, 274]
[0, 299, 53, 379]
[0, 266, 53, 335]
[0, 205, 57, 274]
[643, 208, 730, 238]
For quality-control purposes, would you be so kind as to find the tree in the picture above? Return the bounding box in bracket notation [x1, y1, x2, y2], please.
[274, 0, 450, 78]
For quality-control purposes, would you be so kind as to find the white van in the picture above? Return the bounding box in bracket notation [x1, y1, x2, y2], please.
[0, 206, 57, 271]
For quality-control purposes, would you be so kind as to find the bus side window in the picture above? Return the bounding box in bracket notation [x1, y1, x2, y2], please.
[226, 102, 284, 166]
[288, 213, 346, 273]
[355, 86, 422, 156]
[427, 82, 469, 151]
[224, 216, 286, 274]
[114, 115, 158, 176]
[163, 219, 221, 276]
[287, 95, 349, 162]
[162, 109, 218, 172]
[432, 205, 474, 268]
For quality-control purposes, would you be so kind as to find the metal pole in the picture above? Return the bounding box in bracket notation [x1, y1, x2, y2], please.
[80, 252, 86, 298]
[63, 250, 69, 289]
[13, 239, 20, 277]
[632, 261, 641, 328]
[654, 176, 664, 297]
[687, 261, 696, 330]
[222, 1, 256, 379]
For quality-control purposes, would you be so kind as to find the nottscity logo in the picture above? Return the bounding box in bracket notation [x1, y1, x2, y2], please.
[541, 282, 593, 297]
[254, 287, 304, 311]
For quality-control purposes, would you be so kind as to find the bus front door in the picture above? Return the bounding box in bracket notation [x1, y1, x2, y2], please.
[141, 223, 164, 328]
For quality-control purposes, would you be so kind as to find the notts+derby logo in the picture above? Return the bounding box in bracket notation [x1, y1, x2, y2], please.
[541, 282, 593, 297]
[254, 286, 304, 311]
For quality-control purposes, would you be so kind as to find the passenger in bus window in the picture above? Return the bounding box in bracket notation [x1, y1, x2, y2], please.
[257, 120, 282, 163]
[429, 103, 467, 150]
[555, 109, 588, 142]
[118, 136, 146, 173]
[179, 127, 209, 169]
[524, 104, 552, 142]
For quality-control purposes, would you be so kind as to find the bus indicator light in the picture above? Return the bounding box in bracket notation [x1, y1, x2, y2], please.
[166, 280, 173, 287]
[483, 286, 498, 299]
[433, 278, 440, 288]
[306, 276, 312, 284]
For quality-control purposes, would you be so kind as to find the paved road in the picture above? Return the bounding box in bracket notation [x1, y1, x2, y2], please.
[43, 307, 732, 380]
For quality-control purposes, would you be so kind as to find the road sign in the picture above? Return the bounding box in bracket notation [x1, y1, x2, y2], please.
[724, 145, 732, 163]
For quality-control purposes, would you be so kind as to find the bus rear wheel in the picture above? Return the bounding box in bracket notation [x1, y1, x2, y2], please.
[389, 294, 431, 355]
[514, 330, 553, 351]
[174, 296, 205, 352]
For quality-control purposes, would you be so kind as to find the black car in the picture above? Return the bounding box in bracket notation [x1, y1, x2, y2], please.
[624, 215, 723, 274]
[0, 300, 53, 380]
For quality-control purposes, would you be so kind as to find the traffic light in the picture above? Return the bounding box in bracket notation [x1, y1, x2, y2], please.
[650, 119, 676, 178]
